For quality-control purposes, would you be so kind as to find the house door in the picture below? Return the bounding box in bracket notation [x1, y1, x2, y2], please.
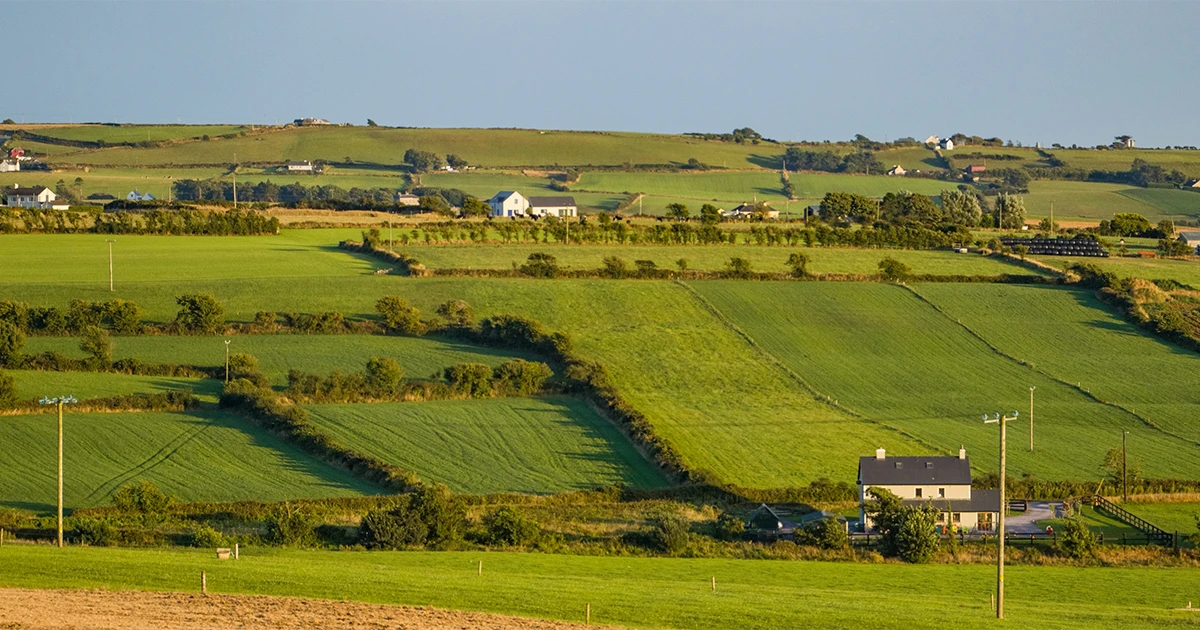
[977, 512, 994, 532]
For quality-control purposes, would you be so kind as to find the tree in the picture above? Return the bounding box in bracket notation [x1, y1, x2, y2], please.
[419, 195, 453, 216]
[993, 193, 1026, 230]
[446, 154, 468, 169]
[366, 356, 404, 394]
[1109, 213, 1153, 237]
[444, 363, 494, 397]
[1055, 516, 1098, 558]
[941, 189, 983, 226]
[481, 506, 541, 546]
[1100, 447, 1142, 486]
[1158, 237, 1193, 257]
[79, 326, 113, 370]
[403, 149, 444, 173]
[459, 196, 489, 217]
[676, 258, 690, 272]
[725, 257, 753, 279]
[786, 252, 811, 278]
[685, 157, 706, 170]
[227, 353, 260, 380]
[651, 512, 690, 554]
[878, 257, 912, 282]
[435, 300, 473, 326]
[366, 119, 378, 127]
[492, 359, 552, 396]
[376, 296, 423, 335]
[601, 255, 630, 279]
[519, 253, 560, 278]
[0, 321, 24, 368]
[174, 294, 224, 334]
[112, 481, 174, 513]
[410, 484, 466, 546]
[666, 203, 690, 221]
[1157, 219, 1176, 238]
[864, 488, 938, 562]
[0, 371, 18, 408]
[795, 515, 848, 550]
[699, 204, 721, 226]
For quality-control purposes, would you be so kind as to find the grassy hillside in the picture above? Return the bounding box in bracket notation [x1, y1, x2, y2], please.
[0, 409, 378, 510]
[0, 167, 228, 201]
[688, 282, 1200, 479]
[1056, 148, 1200, 176]
[1116, 188, 1200, 219]
[5, 370, 218, 401]
[27, 125, 248, 144]
[1029, 254, 1200, 287]
[576, 171, 956, 202]
[0, 547, 1195, 630]
[24, 335, 535, 387]
[306, 397, 669, 493]
[28, 126, 785, 169]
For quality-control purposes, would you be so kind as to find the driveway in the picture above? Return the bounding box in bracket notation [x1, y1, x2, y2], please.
[1006, 501, 1062, 534]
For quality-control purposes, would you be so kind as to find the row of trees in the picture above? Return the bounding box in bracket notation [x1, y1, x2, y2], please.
[782, 148, 885, 175]
[819, 190, 1025, 230]
[0, 207, 280, 235]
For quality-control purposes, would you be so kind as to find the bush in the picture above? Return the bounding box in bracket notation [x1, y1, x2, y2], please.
[491, 359, 552, 396]
[411, 484, 465, 546]
[254, 311, 278, 329]
[111, 481, 174, 514]
[724, 257, 753, 279]
[519, 253, 560, 278]
[1056, 516, 1098, 559]
[481, 506, 541, 546]
[104, 299, 143, 335]
[0, 371, 17, 408]
[266, 504, 319, 547]
[359, 503, 429, 549]
[0, 321, 24, 368]
[878, 257, 912, 282]
[893, 506, 939, 563]
[786, 253, 811, 278]
[366, 356, 404, 395]
[74, 518, 118, 546]
[713, 512, 746, 541]
[435, 300, 473, 326]
[174, 294, 225, 334]
[650, 512, 690, 554]
[228, 353, 260, 380]
[376, 296, 423, 335]
[601, 256, 630, 279]
[192, 524, 227, 548]
[79, 326, 113, 370]
[795, 516, 848, 550]
[444, 363, 494, 397]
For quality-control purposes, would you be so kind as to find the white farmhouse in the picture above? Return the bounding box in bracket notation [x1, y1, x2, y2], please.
[940, 138, 955, 151]
[287, 160, 314, 172]
[0, 158, 19, 173]
[127, 190, 155, 201]
[6, 185, 57, 209]
[858, 447, 1000, 534]
[527, 196, 578, 218]
[488, 191, 530, 217]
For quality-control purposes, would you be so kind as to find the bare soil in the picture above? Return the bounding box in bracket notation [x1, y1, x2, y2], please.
[0, 588, 615, 630]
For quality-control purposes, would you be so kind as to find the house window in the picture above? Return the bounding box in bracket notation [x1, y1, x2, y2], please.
[977, 512, 994, 532]
[953, 513, 961, 523]
[938, 488, 945, 498]
[914, 488, 922, 498]
[936, 512, 945, 522]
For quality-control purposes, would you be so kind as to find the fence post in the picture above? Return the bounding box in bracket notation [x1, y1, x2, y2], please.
[586, 603, 590, 625]
[201, 571, 207, 596]
[234, 543, 239, 560]
[711, 576, 716, 593]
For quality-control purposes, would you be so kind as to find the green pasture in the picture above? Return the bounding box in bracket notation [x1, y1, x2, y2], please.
[1036, 505, 1142, 539]
[4, 369, 218, 402]
[0, 409, 377, 511]
[1055, 148, 1200, 176]
[1, 547, 1198, 629]
[875, 145, 946, 172]
[1029, 254, 1200, 287]
[1122, 501, 1200, 535]
[918, 283, 1200, 447]
[0, 166, 227, 201]
[41, 126, 786, 170]
[1117, 188, 1200, 219]
[3, 139, 90, 156]
[688, 282, 1200, 479]
[23, 335, 533, 387]
[19, 124, 248, 144]
[305, 397, 668, 494]
[576, 171, 955, 203]
[1021, 180, 1153, 221]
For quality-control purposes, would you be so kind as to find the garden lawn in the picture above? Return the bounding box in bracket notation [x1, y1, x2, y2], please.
[0, 409, 378, 511]
[305, 396, 669, 493]
[0, 546, 1197, 630]
[23, 335, 535, 388]
[1036, 505, 1143, 539]
[687, 282, 1200, 479]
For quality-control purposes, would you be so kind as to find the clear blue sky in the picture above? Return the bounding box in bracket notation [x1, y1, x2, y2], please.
[11, 1, 1198, 147]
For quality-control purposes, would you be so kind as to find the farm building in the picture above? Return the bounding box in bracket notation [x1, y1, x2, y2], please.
[293, 118, 331, 126]
[746, 504, 797, 536]
[126, 190, 155, 201]
[965, 164, 986, 174]
[6, 184, 58, 209]
[1177, 231, 1200, 248]
[287, 160, 314, 172]
[858, 447, 1000, 534]
[0, 158, 18, 172]
[723, 203, 779, 219]
[488, 191, 530, 217]
[886, 165, 906, 176]
[8, 147, 24, 159]
[939, 138, 955, 151]
[924, 135, 940, 146]
[527, 196, 578, 218]
[396, 193, 420, 206]
[1184, 179, 1200, 188]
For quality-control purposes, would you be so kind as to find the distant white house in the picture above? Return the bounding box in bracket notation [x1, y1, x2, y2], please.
[396, 193, 420, 206]
[886, 165, 906, 176]
[721, 203, 779, 219]
[940, 138, 955, 151]
[293, 118, 331, 126]
[488, 191, 530, 217]
[127, 190, 155, 201]
[6, 185, 57, 209]
[924, 135, 940, 146]
[527, 196, 578, 218]
[1177, 231, 1200, 248]
[287, 160, 314, 172]
[0, 158, 18, 173]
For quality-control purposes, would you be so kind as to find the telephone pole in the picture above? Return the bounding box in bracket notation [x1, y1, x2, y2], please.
[106, 239, 116, 292]
[1028, 386, 1036, 452]
[984, 410, 1018, 620]
[1122, 430, 1128, 501]
[232, 153, 238, 207]
[224, 339, 232, 382]
[40, 395, 77, 548]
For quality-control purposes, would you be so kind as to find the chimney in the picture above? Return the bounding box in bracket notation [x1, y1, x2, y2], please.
[958, 445, 967, 460]
[875, 447, 886, 460]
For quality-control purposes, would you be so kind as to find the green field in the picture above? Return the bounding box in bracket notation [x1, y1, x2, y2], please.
[24, 334, 535, 387]
[1122, 501, 1200, 535]
[0, 409, 377, 510]
[306, 397, 669, 493]
[875, 145, 946, 172]
[1055, 148, 1200, 176]
[1021, 180, 1157, 221]
[688, 282, 1200, 479]
[1116, 188, 1200, 219]
[576, 171, 956, 203]
[5, 369, 218, 402]
[0, 166, 228, 201]
[20, 124, 248, 144]
[1, 546, 1197, 629]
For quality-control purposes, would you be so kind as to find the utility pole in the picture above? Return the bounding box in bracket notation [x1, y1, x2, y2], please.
[1029, 386, 1036, 452]
[224, 339, 232, 382]
[106, 239, 116, 292]
[232, 153, 237, 207]
[984, 410, 1018, 620]
[388, 220, 393, 252]
[1049, 202, 1054, 234]
[40, 396, 77, 548]
[1123, 430, 1128, 501]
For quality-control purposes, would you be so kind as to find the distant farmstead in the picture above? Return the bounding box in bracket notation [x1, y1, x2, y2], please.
[0, 158, 18, 173]
[126, 190, 155, 201]
[287, 160, 314, 172]
[939, 138, 955, 151]
[886, 165, 906, 176]
[1177, 231, 1200, 248]
[488, 191, 530, 217]
[965, 164, 986, 174]
[8, 147, 24, 159]
[293, 118, 331, 126]
[858, 447, 1001, 534]
[527, 196, 578, 218]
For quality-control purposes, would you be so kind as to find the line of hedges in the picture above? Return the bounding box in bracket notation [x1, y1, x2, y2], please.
[1, 391, 199, 415]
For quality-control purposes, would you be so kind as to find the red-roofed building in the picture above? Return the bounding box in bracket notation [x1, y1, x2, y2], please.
[965, 164, 986, 174]
[8, 147, 24, 159]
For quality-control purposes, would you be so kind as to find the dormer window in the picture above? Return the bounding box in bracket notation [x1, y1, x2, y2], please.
[894, 462, 902, 469]
[925, 462, 934, 469]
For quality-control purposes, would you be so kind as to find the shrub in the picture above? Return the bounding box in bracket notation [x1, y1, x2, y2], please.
[1056, 516, 1098, 559]
[227, 353, 260, 380]
[104, 299, 143, 335]
[67, 300, 104, 333]
[376, 296, 423, 335]
[74, 518, 118, 546]
[650, 512, 690, 554]
[724, 257, 753, 279]
[192, 524, 227, 548]
[444, 363, 494, 397]
[519, 253, 560, 278]
[878, 257, 912, 282]
[359, 503, 429, 549]
[79, 326, 113, 370]
[786, 252, 811, 278]
[366, 356, 404, 395]
[111, 481, 174, 514]
[795, 515, 848, 550]
[30, 306, 66, 335]
[174, 293, 225, 334]
[0, 321, 23, 368]
[601, 256, 630, 279]
[287, 311, 345, 334]
[491, 359, 552, 396]
[254, 311, 277, 328]
[266, 504, 319, 547]
[481, 506, 541, 546]
[435, 300, 473, 326]
[411, 484, 466, 546]
[0, 371, 17, 408]
[893, 506, 939, 563]
[713, 512, 746, 541]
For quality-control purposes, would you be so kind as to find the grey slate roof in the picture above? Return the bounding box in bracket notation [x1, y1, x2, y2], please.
[902, 489, 1001, 513]
[489, 191, 518, 202]
[858, 456, 972, 486]
[7, 186, 49, 196]
[528, 196, 576, 207]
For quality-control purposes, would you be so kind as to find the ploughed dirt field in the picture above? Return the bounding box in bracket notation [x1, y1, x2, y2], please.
[0, 588, 616, 630]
